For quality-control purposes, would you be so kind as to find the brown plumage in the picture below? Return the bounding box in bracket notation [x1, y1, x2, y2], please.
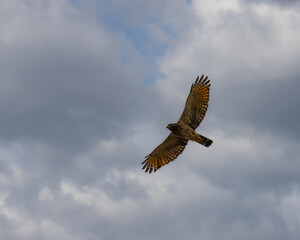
[142, 75, 213, 173]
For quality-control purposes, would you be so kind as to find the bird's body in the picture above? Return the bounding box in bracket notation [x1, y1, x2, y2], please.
[167, 121, 212, 147]
[142, 75, 213, 173]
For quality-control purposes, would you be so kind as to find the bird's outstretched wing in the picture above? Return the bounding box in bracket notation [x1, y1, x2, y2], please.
[142, 134, 188, 173]
[179, 75, 211, 129]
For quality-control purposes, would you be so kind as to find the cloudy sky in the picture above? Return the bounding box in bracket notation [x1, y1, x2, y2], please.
[1, 0, 300, 239]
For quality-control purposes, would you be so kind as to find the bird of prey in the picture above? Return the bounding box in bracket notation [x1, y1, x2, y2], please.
[142, 75, 213, 173]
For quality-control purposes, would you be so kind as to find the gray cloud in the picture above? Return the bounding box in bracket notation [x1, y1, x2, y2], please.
[212, 75, 300, 140]
[0, 0, 158, 150]
[242, 0, 300, 6]
[1, 0, 300, 240]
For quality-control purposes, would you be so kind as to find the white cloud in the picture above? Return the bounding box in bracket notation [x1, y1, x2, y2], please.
[0, 174, 9, 186]
[157, 0, 300, 88]
[280, 186, 300, 234]
[0, 204, 38, 239]
[60, 180, 141, 224]
[0, 191, 8, 205]
[9, 164, 26, 183]
[38, 187, 53, 201]
[194, 0, 242, 17]
[41, 219, 82, 240]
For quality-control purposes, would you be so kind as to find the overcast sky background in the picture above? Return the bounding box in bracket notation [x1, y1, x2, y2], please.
[1, 0, 300, 239]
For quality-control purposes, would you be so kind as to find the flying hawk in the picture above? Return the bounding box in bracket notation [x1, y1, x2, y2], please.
[142, 75, 213, 173]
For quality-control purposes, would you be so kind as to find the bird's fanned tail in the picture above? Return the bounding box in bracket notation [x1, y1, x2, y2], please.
[195, 134, 213, 147]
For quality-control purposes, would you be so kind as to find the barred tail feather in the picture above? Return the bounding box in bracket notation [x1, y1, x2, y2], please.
[196, 134, 213, 147]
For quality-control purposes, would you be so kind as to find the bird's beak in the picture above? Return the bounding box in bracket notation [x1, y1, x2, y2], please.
[166, 124, 170, 129]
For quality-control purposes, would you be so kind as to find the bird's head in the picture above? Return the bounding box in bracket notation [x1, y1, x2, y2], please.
[166, 123, 178, 132]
